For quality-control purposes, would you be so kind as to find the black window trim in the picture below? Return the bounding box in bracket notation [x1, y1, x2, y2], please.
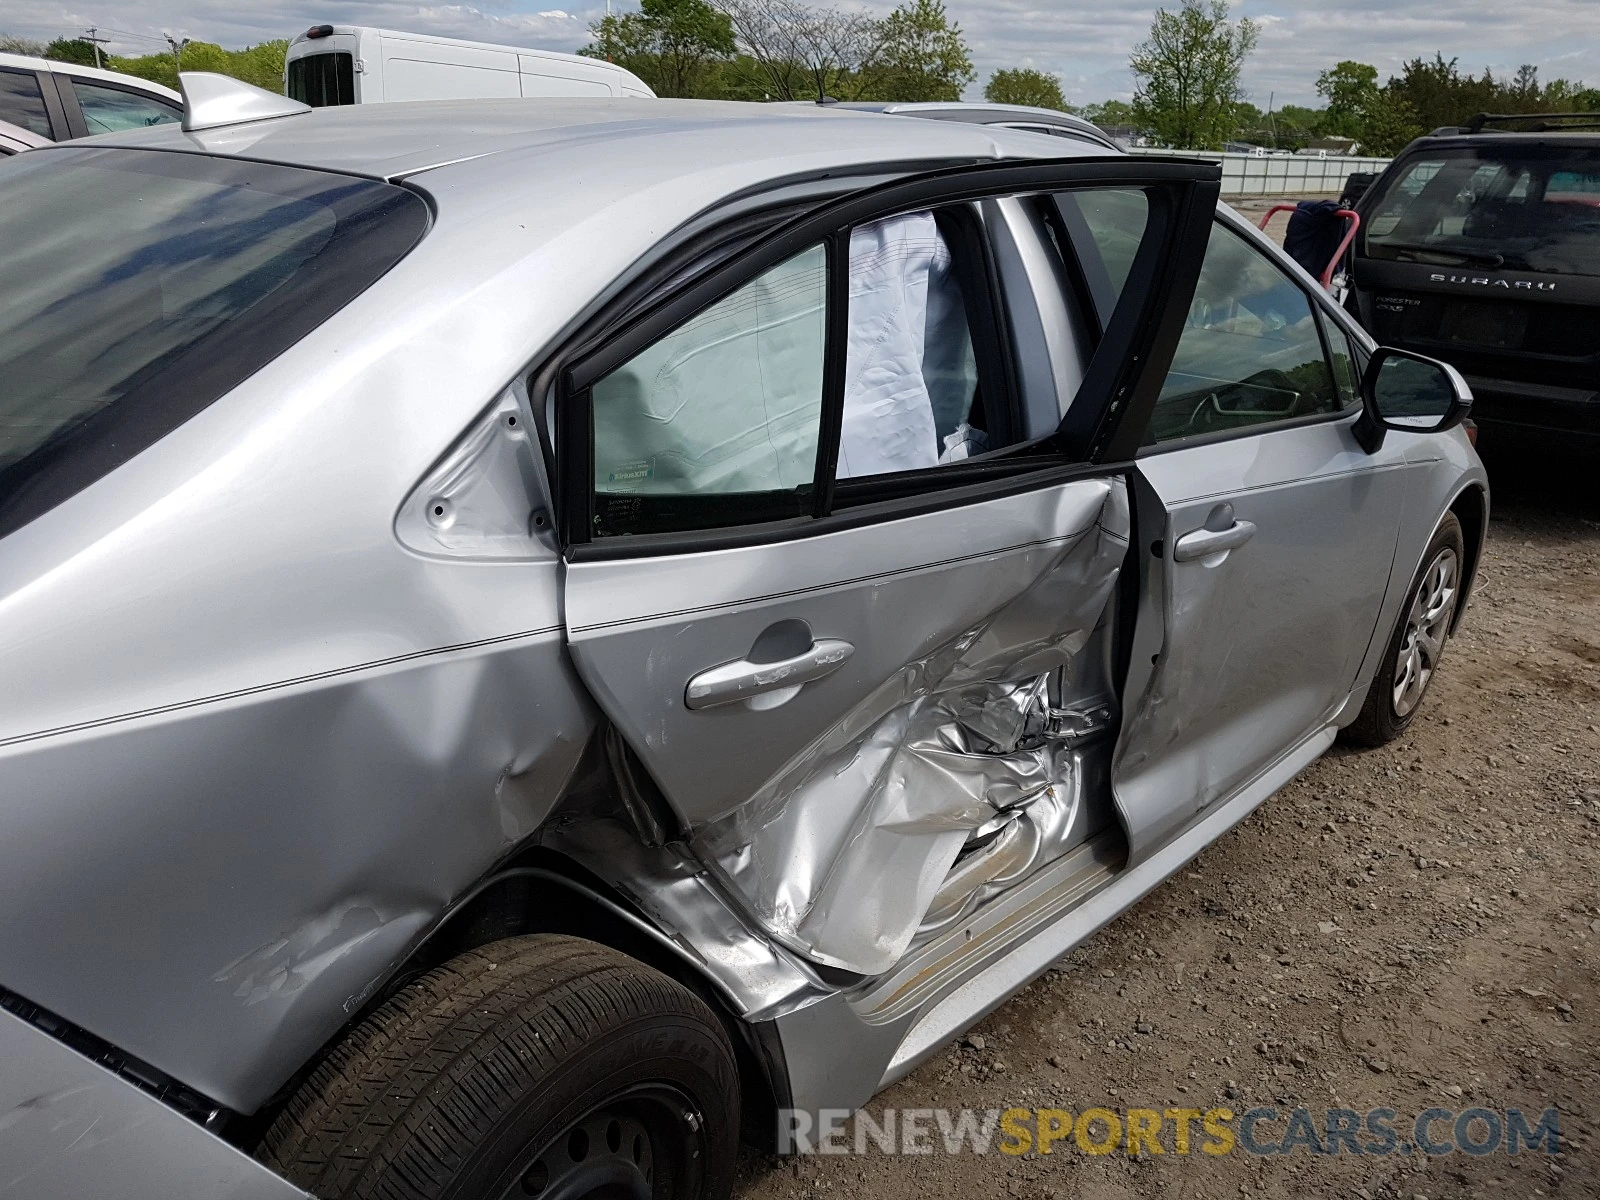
[37, 70, 71, 141]
[556, 156, 1219, 560]
[49, 69, 86, 139]
[1134, 213, 1365, 457]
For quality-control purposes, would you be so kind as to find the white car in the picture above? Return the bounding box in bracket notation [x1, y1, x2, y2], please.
[0, 50, 181, 140]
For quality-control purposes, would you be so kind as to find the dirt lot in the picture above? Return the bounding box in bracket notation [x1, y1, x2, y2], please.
[733, 452, 1600, 1193]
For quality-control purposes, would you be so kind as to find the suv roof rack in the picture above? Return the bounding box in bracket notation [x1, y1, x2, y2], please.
[1462, 111, 1600, 134]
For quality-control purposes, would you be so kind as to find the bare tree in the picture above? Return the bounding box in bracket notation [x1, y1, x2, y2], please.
[718, 0, 878, 101]
[0, 34, 49, 55]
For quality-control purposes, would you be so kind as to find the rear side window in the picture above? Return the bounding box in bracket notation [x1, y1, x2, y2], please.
[70, 80, 180, 133]
[0, 148, 428, 540]
[0, 67, 52, 138]
[593, 244, 828, 508]
[287, 53, 355, 106]
[1366, 147, 1600, 276]
[583, 206, 1005, 538]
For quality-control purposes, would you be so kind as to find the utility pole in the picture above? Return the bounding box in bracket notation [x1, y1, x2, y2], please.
[82, 26, 109, 69]
[165, 33, 189, 74]
[1267, 90, 1277, 148]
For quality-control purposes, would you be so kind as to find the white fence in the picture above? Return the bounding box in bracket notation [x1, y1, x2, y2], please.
[1126, 147, 1392, 197]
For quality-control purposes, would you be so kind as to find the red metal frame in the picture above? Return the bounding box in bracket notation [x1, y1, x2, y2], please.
[1256, 204, 1361, 288]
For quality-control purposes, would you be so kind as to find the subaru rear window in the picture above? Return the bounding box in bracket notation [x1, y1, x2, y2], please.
[1364, 146, 1600, 276]
[0, 147, 427, 540]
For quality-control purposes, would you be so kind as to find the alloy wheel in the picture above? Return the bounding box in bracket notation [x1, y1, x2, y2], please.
[1391, 546, 1459, 719]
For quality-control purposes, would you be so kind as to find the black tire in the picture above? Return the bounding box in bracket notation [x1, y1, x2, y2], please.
[259, 934, 740, 1200]
[1340, 512, 1465, 748]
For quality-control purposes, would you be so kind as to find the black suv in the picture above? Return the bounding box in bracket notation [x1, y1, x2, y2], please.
[1345, 114, 1600, 454]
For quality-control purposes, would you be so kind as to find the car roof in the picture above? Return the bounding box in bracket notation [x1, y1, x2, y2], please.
[67, 96, 1119, 181]
[0, 51, 181, 101]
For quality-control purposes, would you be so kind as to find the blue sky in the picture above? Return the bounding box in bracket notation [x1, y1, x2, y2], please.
[6, 0, 1596, 107]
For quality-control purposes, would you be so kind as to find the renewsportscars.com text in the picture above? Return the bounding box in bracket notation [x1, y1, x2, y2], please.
[778, 1105, 1560, 1158]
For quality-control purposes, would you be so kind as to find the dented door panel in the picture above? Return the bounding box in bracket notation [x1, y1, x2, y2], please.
[565, 477, 1129, 975]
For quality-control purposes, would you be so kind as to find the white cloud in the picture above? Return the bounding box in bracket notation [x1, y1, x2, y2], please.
[2, 0, 1593, 105]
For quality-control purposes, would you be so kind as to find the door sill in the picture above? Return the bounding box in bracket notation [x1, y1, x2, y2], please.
[872, 721, 1337, 1089]
[849, 830, 1127, 1028]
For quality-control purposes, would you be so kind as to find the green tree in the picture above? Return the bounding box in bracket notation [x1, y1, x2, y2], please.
[984, 67, 1067, 111]
[1315, 60, 1378, 138]
[1272, 103, 1325, 150]
[45, 38, 99, 66]
[1386, 54, 1491, 132]
[583, 0, 735, 97]
[1080, 98, 1136, 127]
[1229, 98, 1264, 142]
[1311, 58, 1426, 154]
[1355, 87, 1420, 155]
[109, 39, 288, 92]
[859, 0, 974, 102]
[1129, 0, 1258, 149]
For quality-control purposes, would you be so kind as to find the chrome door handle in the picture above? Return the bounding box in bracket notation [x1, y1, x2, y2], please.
[1173, 519, 1257, 562]
[685, 639, 854, 711]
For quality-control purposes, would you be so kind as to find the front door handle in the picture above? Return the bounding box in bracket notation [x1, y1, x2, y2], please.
[1173, 515, 1257, 562]
[685, 638, 854, 711]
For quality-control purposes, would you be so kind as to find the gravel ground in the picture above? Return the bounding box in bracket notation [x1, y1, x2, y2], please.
[732, 346, 1600, 1196]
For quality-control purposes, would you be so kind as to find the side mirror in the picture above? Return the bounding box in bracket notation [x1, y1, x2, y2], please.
[1352, 347, 1473, 454]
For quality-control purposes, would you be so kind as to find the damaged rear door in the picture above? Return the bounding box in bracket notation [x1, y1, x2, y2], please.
[556, 159, 1218, 976]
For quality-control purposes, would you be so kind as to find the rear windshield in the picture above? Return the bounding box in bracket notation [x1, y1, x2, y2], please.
[1365, 145, 1600, 276]
[0, 147, 427, 539]
[287, 52, 355, 107]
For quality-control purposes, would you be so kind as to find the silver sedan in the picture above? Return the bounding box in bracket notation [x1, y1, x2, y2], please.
[0, 74, 1484, 1200]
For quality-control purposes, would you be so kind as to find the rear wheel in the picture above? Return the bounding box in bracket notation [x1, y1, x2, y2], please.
[1340, 512, 1464, 747]
[259, 934, 740, 1200]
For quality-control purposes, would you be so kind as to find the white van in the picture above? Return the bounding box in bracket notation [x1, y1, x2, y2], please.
[284, 25, 655, 106]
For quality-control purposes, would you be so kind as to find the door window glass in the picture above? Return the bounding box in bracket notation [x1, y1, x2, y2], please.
[0, 68, 52, 138]
[1147, 222, 1340, 444]
[71, 81, 180, 133]
[1053, 188, 1149, 329]
[591, 243, 827, 532]
[1316, 307, 1363, 409]
[838, 213, 980, 477]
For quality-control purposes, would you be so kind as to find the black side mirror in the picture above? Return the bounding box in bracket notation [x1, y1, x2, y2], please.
[1352, 347, 1473, 453]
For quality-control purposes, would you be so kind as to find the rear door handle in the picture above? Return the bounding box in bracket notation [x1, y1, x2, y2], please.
[685, 639, 854, 711]
[1173, 518, 1257, 562]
